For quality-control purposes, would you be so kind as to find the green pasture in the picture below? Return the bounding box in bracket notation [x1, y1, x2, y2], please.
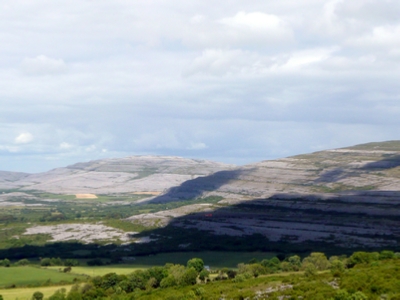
[47, 265, 145, 277]
[0, 285, 73, 300]
[0, 266, 85, 288]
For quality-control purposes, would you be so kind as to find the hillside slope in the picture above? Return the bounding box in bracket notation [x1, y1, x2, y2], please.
[131, 141, 400, 249]
[0, 156, 235, 195]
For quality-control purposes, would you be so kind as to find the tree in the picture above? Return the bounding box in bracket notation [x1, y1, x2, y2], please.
[302, 252, 330, 271]
[288, 255, 301, 271]
[15, 259, 30, 266]
[199, 269, 210, 282]
[180, 267, 198, 286]
[32, 291, 44, 300]
[1, 258, 10, 267]
[63, 266, 72, 273]
[40, 258, 52, 267]
[330, 259, 345, 277]
[187, 258, 204, 273]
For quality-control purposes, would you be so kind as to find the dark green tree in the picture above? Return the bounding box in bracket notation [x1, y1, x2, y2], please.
[187, 258, 204, 273]
[32, 291, 44, 300]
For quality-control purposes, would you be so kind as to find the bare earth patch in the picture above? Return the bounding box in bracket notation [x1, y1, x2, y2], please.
[75, 194, 98, 199]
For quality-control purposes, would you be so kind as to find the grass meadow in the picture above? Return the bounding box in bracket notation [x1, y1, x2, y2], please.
[0, 285, 73, 300]
[0, 267, 85, 288]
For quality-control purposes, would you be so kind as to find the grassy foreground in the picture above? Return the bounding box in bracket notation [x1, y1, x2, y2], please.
[0, 267, 84, 288]
[0, 285, 73, 300]
[47, 265, 145, 277]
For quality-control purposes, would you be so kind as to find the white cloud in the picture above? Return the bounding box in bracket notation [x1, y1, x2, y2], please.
[220, 11, 286, 32]
[280, 47, 339, 71]
[15, 132, 33, 144]
[351, 25, 400, 48]
[20, 55, 67, 76]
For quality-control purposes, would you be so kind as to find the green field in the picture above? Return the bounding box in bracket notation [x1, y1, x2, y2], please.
[48, 265, 145, 277]
[0, 267, 85, 288]
[0, 285, 73, 300]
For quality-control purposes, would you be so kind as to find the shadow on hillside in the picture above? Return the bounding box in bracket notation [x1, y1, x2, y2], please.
[1, 190, 400, 262]
[315, 154, 400, 184]
[148, 168, 254, 203]
[361, 155, 400, 170]
[314, 168, 349, 183]
[132, 189, 400, 254]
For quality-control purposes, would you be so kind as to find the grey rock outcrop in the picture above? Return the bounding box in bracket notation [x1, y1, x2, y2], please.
[2, 156, 235, 194]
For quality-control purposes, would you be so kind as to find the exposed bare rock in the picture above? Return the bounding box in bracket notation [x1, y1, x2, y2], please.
[23, 223, 137, 243]
[0, 171, 30, 189]
[126, 203, 215, 227]
[3, 156, 234, 194]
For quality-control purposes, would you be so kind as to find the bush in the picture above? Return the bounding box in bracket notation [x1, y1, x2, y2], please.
[379, 250, 395, 260]
[302, 252, 330, 271]
[0, 258, 10, 267]
[15, 259, 30, 266]
[31, 291, 44, 300]
[160, 276, 177, 288]
[199, 269, 210, 282]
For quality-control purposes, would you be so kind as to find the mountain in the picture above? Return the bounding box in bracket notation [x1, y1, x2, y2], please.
[2, 141, 400, 252]
[152, 140, 400, 202]
[129, 141, 400, 250]
[1, 156, 235, 195]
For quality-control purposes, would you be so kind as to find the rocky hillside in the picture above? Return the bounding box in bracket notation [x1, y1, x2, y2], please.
[152, 141, 400, 202]
[0, 156, 235, 194]
[132, 141, 400, 249]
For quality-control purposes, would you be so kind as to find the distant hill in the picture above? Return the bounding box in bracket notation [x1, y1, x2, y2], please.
[0, 156, 235, 194]
[2, 141, 400, 251]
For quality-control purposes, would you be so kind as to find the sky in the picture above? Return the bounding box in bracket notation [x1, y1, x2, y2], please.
[1, 0, 400, 173]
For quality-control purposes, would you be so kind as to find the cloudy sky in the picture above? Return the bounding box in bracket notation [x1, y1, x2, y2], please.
[1, 0, 400, 172]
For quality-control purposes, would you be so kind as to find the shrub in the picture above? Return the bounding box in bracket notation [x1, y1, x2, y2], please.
[15, 259, 30, 266]
[302, 252, 330, 271]
[379, 250, 395, 260]
[199, 269, 210, 282]
[32, 291, 44, 300]
[40, 258, 52, 267]
[160, 276, 176, 288]
[0, 258, 10, 267]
